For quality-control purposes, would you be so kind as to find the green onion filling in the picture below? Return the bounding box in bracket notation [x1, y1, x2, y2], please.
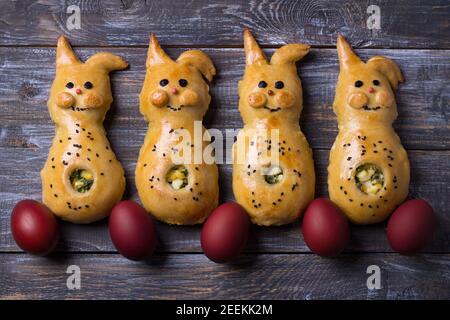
[70, 169, 94, 193]
[355, 163, 384, 195]
[263, 165, 283, 185]
[166, 165, 188, 190]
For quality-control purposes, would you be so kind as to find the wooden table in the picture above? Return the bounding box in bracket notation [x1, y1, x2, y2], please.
[0, 0, 449, 300]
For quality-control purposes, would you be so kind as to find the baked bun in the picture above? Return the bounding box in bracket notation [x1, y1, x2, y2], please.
[41, 36, 127, 223]
[328, 35, 409, 224]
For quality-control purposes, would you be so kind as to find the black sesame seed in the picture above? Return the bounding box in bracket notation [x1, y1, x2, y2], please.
[258, 80, 267, 88]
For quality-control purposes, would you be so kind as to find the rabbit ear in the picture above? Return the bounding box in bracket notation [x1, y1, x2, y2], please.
[56, 36, 81, 67]
[86, 52, 128, 72]
[367, 56, 404, 90]
[337, 34, 362, 70]
[146, 33, 173, 68]
[270, 44, 310, 65]
[177, 50, 216, 82]
[244, 28, 268, 66]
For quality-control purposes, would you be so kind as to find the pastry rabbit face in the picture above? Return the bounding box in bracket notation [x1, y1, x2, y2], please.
[140, 34, 216, 121]
[239, 29, 309, 124]
[48, 36, 128, 124]
[334, 35, 404, 124]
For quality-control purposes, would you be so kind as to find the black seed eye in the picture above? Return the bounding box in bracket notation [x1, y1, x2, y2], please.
[160, 79, 169, 87]
[275, 81, 284, 89]
[179, 79, 188, 87]
[373, 80, 380, 86]
[84, 81, 93, 89]
[66, 82, 74, 89]
[258, 81, 267, 88]
[355, 80, 364, 88]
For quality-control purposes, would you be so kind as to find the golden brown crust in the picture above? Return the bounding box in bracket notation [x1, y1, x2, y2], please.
[328, 35, 410, 224]
[232, 29, 315, 226]
[136, 34, 218, 225]
[40, 36, 127, 224]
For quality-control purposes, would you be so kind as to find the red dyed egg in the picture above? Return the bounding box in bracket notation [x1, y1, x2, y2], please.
[11, 199, 59, 255]
[201, 202, 250, 263]
[109, 200, 158, 261]
[301, 198, 350, 257]
[387, 199, 435, 255]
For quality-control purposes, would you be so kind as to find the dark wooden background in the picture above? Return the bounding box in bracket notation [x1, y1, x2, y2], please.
[0, 0, 449, 300]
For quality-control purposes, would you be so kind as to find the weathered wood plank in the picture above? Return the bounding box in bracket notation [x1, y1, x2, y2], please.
[0, 0, 449, 48]
[0, 47, 449, 150]
[0, 253, 449, 299]
[1, 148, 448, 253]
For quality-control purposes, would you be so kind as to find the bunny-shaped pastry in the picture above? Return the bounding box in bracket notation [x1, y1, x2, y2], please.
[232, 29, 315, 226]
[328, 35, 410, 224]
[41, 36, 127, 224]
[136, 34, 218, 225]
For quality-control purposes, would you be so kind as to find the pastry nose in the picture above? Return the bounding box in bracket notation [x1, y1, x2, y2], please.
[76, 88, 82, 95]
[267, 89, 274, 96]
[368, 87, 375, 93]
[171, 87, 178, 95]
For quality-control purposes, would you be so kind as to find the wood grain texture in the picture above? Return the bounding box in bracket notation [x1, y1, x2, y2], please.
[0, 0, 449, 48]
[1, 47, 449, 150]
[1, 148, 448, 253]
[0, 253, 449, 299]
